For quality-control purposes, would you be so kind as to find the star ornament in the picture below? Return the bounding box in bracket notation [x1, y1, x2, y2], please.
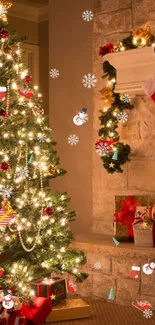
[109, 162, 115, 168]
[141, 222, 148, 229]
[50, 294, 56, 300]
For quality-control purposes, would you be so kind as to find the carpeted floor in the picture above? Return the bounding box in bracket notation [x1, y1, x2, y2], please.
[49, 298, 155, 325]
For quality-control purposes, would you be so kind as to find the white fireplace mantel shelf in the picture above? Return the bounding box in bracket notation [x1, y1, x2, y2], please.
[105, 46, 155, 95]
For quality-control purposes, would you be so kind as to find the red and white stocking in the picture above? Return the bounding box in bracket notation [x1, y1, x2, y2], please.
[129, 266, 140, 279]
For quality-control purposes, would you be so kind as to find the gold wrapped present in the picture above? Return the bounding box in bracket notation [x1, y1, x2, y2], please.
[45, 299, 90, 323]
[114, 196, 149, 241]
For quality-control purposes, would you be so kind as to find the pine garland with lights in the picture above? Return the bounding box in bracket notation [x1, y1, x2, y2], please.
[0, 1, 88, 304]
[97, 23, 155, 173]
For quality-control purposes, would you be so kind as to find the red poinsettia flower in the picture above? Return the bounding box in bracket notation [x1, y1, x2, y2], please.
[99, 43, 114, 57]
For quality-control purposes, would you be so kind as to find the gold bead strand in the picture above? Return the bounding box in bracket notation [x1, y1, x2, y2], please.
[25, 143, 29, 193]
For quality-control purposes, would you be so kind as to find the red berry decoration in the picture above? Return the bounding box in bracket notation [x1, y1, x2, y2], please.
[99, 43, 114, 57]
[44, 207, 54, 216]
[0, 109, 8, 118]
[0, 29, 9, 39]
[0, 162, 10, 172]
[24, 75, 32, 85]
[0, 268, 4, 278]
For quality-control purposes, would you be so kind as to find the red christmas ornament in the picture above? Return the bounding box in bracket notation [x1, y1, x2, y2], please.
[0, 29, 9, 39]
[99, 43, 114, 57]
[0, 109, 8, 118]
[44, 207, 54, 216]
[0, 162, 10, 172]
[24, 75, 32, 85]
[18, 88, 33, 99]
[0, 268, 4, 277]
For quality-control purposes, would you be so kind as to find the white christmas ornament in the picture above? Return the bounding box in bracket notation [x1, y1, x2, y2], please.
[73, 108, 88, 126]
[2, 289, 14, 309]
[82, 10, 94, 22]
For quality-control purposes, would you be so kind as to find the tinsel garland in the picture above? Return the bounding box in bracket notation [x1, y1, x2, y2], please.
[97, 23, 155, 173]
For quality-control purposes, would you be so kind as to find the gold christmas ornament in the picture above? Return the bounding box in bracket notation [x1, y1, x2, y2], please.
[133, 23, 153, 40]
[100, 86, 114, 105]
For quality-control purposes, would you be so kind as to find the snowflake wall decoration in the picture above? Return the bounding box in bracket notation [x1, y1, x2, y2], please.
[82, 74, 97, 89]
[143, 309, 153, 319]
[68, 134, 79, 146]
[0, 185, 13, 198]
[94, 262, 102, 270]
[82, 10, 94, 22]
[117, 111, 128, 123]
[49, 69, 60, 79]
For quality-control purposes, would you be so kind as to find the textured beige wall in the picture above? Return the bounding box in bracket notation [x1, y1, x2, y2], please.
[49, 0, 93, 233]
[8, 15, 38, 45]
[92, 0, 155, 235]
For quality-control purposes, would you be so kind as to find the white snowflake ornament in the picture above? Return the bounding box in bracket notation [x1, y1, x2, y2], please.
[37, 133, 47, 142]
[94, 262, 101, 270]
[120, 94, 131, 103]
[117, 111, 128, 123]
[16, 168, 29, 179]
[82, 74, 97, 89]
[49, 69, 60, 79]
[0, 185, 13, 198]
[143, 309, 153, 318]
[82, 10, 94, 22]
[68, 134, 79, 146]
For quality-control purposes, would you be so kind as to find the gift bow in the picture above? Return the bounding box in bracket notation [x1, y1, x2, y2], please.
[114, 196, 141, 237]
[0, 202, 15, 224]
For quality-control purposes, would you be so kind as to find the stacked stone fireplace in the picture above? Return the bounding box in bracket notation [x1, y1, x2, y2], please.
[71, 0, 155, 308]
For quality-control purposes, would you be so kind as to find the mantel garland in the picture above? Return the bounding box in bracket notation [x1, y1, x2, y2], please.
[96, 23, 155, 173]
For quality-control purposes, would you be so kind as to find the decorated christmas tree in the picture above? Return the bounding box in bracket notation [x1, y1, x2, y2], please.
[0, 1, 87, 303]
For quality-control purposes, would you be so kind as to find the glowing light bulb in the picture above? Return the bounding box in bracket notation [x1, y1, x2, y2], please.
[12, 82, 17, 89]
[34, 85, 38, 90]
[18, 283, 22, 287]
[7, 54, 12, 60]
[28, 102, 33, 108]
[30, 290, 35, 296]
[38, 93, 42, 98]
[73, 268, 78, 274]
[76, 258, 80, 263]
[60, 247, 65, 253]
[0, 62, 3, 67]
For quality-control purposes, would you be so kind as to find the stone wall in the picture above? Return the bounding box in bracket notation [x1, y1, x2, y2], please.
[72, 240, 155, 308]
[92, 0, 155, 235]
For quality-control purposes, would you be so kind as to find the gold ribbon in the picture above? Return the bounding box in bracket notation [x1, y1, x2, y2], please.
[0, 200, 15, 224]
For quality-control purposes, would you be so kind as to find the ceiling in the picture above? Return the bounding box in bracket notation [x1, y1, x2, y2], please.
[13, 0, 48, 8]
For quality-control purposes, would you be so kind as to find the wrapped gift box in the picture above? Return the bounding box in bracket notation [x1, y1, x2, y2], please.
[133, 205, 155, 247]
[114, 196, 149, 241]
[21, 297, 52, 325]
[45, 299, 90, 323]
[30, 277, 66, 306]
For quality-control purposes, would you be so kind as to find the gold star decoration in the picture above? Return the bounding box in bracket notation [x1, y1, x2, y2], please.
[50, 294, 56, 300]
[12, 234, 16, 239]
[109, 162, 115, 168]
[6, 279, 12, 284]
[141, 222, 148, 229]
[14, 300, 19, 307]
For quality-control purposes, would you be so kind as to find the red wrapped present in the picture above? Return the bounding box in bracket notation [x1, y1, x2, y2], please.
[0, 309, 26, 325]
[114, 196, 149, 241]
[30, 278, 66, 306]
[21, 297, 52, 325]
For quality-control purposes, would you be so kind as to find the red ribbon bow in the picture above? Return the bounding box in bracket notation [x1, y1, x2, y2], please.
[114, 196, 141, 237]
